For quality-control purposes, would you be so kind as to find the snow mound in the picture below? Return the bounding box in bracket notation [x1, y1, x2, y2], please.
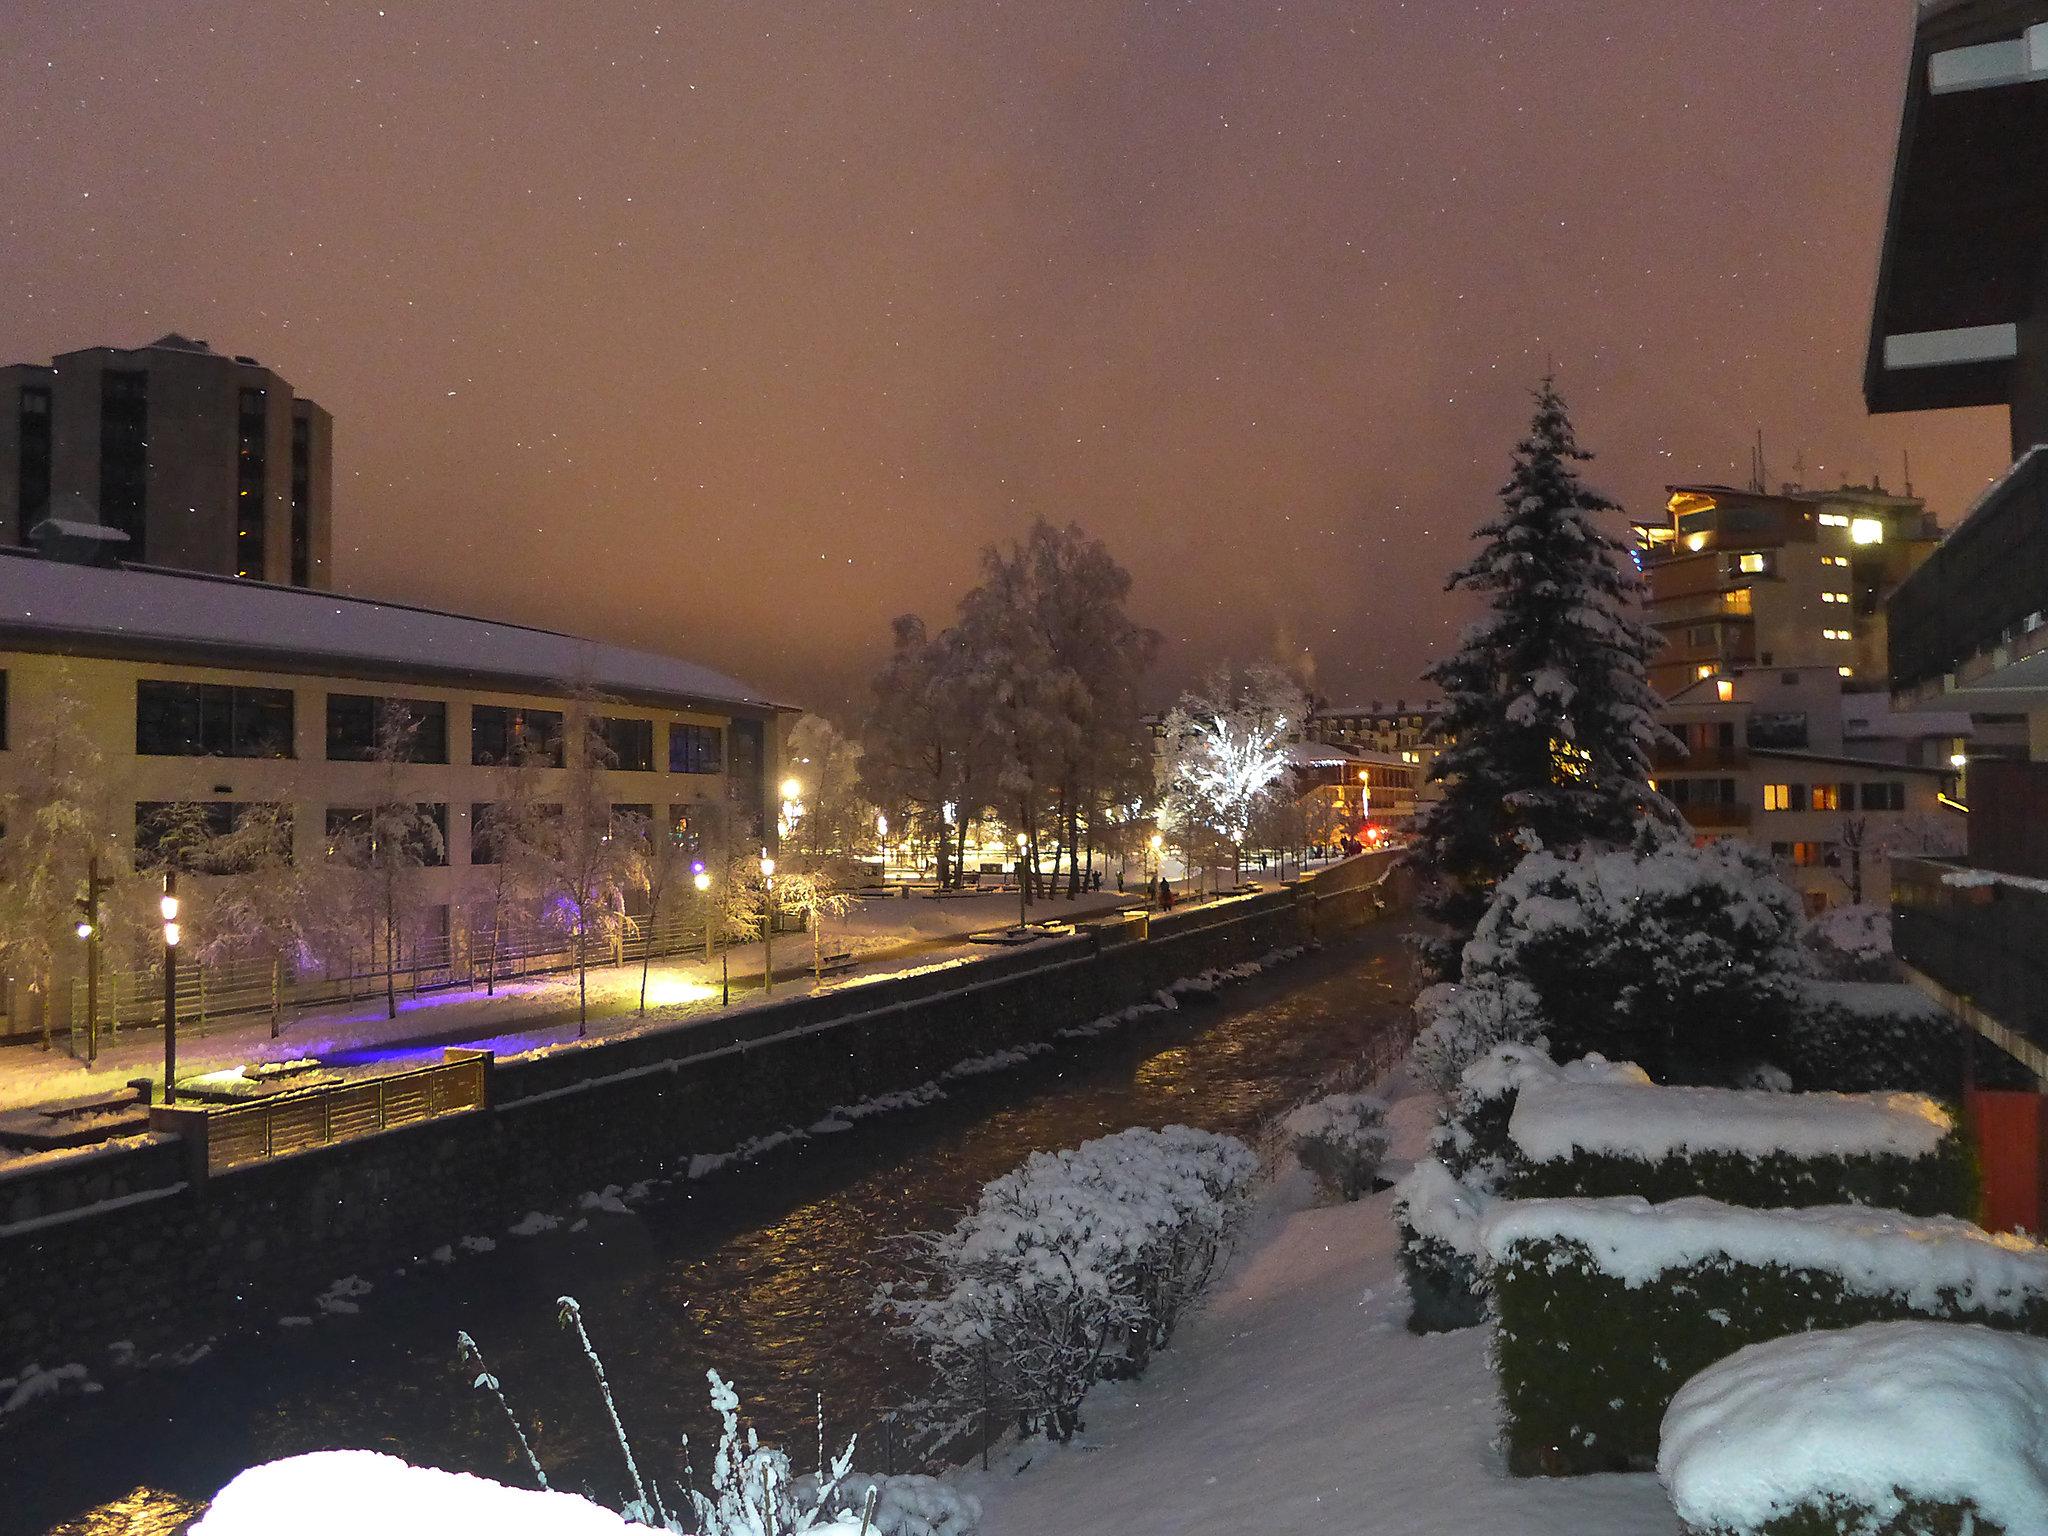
[1461, 1041, 1649, 1101]
[1508, 1080, 1953, 1165]
[803, 1472, 982, 1536]
[191, 1449, 638, 1534]
[1480, 1196, 2048, 1315]
[1391, 1156, 1491, 1253]
[1660, 1322, 2048, 1536]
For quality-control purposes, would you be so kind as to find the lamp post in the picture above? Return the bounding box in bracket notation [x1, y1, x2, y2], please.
[1015, 832, 1029, 932]
[1149, 831, 1164, 908]
[693, 864, 713, 963]
[160, 872, 181, 1105]
[74, 854, 111, 1065]
[759, 849, 776, 996]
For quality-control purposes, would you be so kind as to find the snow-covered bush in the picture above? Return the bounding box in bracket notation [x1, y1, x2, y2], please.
[191, 1450, 644, 1535]
[794, 1473, 981, 1536]
[1802, 903, 1892, 981]
[1659, 1322, 2048, 1536]
[1456, 839, 1810, 1082]
[1409, 978, 1547, 1101]
[1290, 1094, 1390, 1201]
[879, 1126, 1257, 1442]
[1779, 979, 2026, 1097]
[1482, 1196, 2048, 1476]
[1504, 1079, 1974, 1217]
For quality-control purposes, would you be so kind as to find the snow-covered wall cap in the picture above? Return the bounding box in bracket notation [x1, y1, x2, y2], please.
[1459, 1042, 1650, 1101]
[1659, 1322, 2048, 1536]
[0, 556, 788, 714]
[1479, 1196, 2048, 1314]
[1508, 1081, 1953, 1165]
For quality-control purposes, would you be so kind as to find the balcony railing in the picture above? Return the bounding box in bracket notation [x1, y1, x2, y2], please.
[1893, 857, 2048, 1071]
[1678, 803, 1752, 830]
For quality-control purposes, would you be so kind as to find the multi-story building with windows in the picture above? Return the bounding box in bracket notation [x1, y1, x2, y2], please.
[0, 334, 332, 588]
[0, 553, 792, 1036]
[1633, 483, 1942, 698]
[1308, 700, 1442, 806]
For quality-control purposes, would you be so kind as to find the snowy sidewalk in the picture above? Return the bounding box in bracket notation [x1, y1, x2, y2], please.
[961, 1080, 1675, 1536]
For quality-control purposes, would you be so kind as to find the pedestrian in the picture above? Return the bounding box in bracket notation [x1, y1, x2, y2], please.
[1159, 878, 1175, 911]
[1116, 868, 1125, 894]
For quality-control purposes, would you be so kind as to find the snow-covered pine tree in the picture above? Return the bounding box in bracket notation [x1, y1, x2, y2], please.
[1412, 377, 1676, 976]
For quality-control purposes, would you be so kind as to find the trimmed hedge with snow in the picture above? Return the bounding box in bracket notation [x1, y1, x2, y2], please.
[1659, 1322, 2048, 1536]
[879, 1125, 1257, 1443]
[1505, 1079, 1974, 1217]
[1482, 1196, 2048, 1476]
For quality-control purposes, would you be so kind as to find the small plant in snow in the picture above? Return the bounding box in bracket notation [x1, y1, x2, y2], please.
[1290, 1094, 1391, 1201]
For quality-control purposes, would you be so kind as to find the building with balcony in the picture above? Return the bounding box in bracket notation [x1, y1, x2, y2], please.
[1308, 699, 1441, 807]
[0, 551, 792, 1038]
[0, 335, 333, 588]
[1282, 740, 1420, 839]
[1634, 483, 1942, 698]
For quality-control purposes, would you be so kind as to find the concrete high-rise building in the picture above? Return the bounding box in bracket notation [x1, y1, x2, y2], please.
[0, 334, 332, 588]
[1632, 483, 1942, 698]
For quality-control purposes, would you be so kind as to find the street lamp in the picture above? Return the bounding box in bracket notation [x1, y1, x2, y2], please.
[160, 872, 181, 1105]
[759, 850, 776, 995]
[693, 862, 713, 962]
[73, 854, 111, 1065]
[1015, 832, 1030, 931]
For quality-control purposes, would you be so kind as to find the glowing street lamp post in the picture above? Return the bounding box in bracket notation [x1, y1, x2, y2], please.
[759, 850, 776, 996]
[73, 854, 111, 1065]
[1015, 832, 1029, 932]
[160, 872, 182, 1105]
[1149, 831, 1164, 907]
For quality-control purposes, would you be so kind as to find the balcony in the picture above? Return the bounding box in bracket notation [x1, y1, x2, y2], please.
[1678, 803, 1751, 830]
[1893, 857, 2048, 1070]
[1652, 747, 1749, 773]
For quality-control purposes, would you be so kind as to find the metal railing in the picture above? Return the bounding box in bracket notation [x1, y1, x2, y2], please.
[153, 1049, 490, 1176]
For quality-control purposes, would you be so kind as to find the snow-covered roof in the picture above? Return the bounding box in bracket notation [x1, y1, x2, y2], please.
[0, 554, 788, 715]
[1508, 1080, 1954, 1166]
[1840, 692, 1974, 738]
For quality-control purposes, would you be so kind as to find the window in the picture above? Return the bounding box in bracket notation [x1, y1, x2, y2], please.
[99, 369, 148, 558]
[598, 717, 655, 772]
[1821, 555, 1849, 568]
[668, 722, 723, 774]
[1860, 781, 1906, 812]
[1822, 628, 1852, 642]
[236, 386, 266, 579]
[136, 680, 294, 758]
[325, 803, 448, 865]
[17, 384, 51, 540]
[1764, 783, 1792, 812]
[1695, 662, 1715, 681]
[1788, 841, 1823, 867]
[135, 801, 291, 872]
[1821, 591, 1847, 604]
[1838, 666, 1854, 678]
[1810, 784, 1841, 812]
[609, 802, 655, 838]
[326, 694, 449, 762]
[1748, 712, 1809, 750]
[1722, 588, 1752, 614]
[1850, 517, 1884, 545]
[472, 704, 564, 766]
[1818, 512, 1849, 528]
[668, 804, 700, 850]
[1736, 552, 1768, 574]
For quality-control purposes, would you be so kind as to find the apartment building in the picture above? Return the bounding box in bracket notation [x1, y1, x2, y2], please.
[0, 554, 791, 1032]
[1633, 483, 1942, 698]
[1308, 700, 1441, 804]
[1283, 740, 1420, 837]
[0, 335, 333, 588]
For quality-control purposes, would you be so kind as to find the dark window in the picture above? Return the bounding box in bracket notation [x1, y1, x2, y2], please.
[1861, 781, 1906, 812]
[136, 680, 294, 758]
[325, 803, 448, 865]
[236, 386, 266, 578]
[135, 801, 291, 872]
[1747, 712, 1809, 751]
[289, 411, 312, 586]
[99, 369, 148, 558]
[727, 718, 765, 839]
[668, 722, 723, 775]
[610, 803, 654, 838]
[472, 704, 564, 767]
[325, 694, 448, 762]
[598, 717, 655, 772]
[17, 385, 51, 540]
[470, 803, 500, 865]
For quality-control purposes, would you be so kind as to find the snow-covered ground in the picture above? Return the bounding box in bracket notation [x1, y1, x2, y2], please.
[959, 1075, 1675, 1536]
[0, 887, 1156, 1114]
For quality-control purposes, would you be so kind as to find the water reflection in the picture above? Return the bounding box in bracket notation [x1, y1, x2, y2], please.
[12, 927, 1413, 1535]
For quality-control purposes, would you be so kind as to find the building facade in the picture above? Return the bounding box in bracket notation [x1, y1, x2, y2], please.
[0, 555, 790, 1035]
[0, 335, 333, 588]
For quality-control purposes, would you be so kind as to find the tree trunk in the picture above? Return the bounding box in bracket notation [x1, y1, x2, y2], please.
[577, 924, 589, 1036]
[383, 883, 398, 1021]
[270, 956, 283, 1039]
[1066, 796, 1082, 898]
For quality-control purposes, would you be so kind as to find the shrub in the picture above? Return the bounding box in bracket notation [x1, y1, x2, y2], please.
[1780, 980, 2035, 1096]
[1801, 903, 1891, 980]
[794, 1474, 981, 1536]
[1290, 1094, 1391, 1201]
[1410, 978, 1546, 1102]
[1503, 1079, 1975, 1217]
[1659, 1321, 2048, 1536]
[1482, 1196, 2048, 1476]
[1456, 839, 1811, 1081]
[879, 1126, 1257, 1442]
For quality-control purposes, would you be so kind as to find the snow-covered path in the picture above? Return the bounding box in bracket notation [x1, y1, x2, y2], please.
[963, 1083, 1675, 1536]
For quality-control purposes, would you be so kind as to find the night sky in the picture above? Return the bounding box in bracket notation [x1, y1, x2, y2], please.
[0, 1, 2011, 713]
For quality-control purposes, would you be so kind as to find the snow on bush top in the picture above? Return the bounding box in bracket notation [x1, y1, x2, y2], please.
[191, 1450, 647, 1535]
[1479, 1196, 2048, 1315]
[1391, 1157, 1491, 1253]
[1507, 1080, 1953, 1165]
[1460, 1041, 1650, 1102]
[1659, 1322, 2048, 1536]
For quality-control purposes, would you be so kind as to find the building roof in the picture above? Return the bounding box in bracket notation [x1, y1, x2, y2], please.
[0, 554, 790, 717]
[1749, 748, 1953, 776]
[1866, 0, 2048, 416]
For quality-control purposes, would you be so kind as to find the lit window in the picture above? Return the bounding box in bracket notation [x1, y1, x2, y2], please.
[1685, 532, 1709, 552]
[1764, 784, 1791, 812]
[1821, 592, 1848, 604]
[1696, 663, 1715, 680]
[1715, 679, 1734, 702]
[1818, 512, 1848, 528]
[1822, 628, 1852, 641]
[1738, 553, 1767, 574]
[1822, 555, 1849, 568]
[1838, 666, 1853, 678]
[1811, 784, 1840, 811]
[1850, 517, 1883, 545]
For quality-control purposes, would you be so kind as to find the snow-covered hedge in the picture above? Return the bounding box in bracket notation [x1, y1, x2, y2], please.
[1504, 1079, 1974, 1217]
[1482, 1196, 2048, 1476]
[880, 1125, 1257, 1443]
[1660, 1322, 2048, 1536]
[1391, 1043, 1649, 1332]
[1451, 840, 1811, 1081]
[1290, 1093, 1391, 1201]
[1802, 903, 1891, 980]
[793, 1473, 981, 1536]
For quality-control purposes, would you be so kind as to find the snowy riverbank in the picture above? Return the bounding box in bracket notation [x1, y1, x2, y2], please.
[959, 1073, 1675, 1536]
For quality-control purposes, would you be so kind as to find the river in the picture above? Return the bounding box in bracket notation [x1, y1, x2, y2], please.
[10, 923, 1416, 1536]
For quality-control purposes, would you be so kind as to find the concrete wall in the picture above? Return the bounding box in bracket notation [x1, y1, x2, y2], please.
[0, 855, 1400, 1380]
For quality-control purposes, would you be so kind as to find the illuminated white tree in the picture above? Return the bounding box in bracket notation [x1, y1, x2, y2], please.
[1159, 663, 1305, 889]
